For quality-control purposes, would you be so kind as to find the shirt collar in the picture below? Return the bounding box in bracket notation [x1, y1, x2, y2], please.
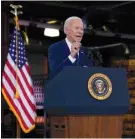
[65, 38, 72, 52]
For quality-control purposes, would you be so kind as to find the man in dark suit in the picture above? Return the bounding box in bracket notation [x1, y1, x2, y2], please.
[48, 16, 93, 79]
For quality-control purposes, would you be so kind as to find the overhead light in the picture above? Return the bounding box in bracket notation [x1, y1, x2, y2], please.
[44, 28, 60, 37]
[47, 20, 57, 24]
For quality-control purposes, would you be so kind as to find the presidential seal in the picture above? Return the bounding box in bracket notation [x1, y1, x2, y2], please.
[88, 73, 112, 100]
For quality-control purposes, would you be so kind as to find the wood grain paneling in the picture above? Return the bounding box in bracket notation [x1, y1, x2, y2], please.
[50, 115, 124, 138]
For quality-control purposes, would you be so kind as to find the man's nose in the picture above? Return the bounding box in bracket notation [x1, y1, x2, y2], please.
[78, 30, 83, 34]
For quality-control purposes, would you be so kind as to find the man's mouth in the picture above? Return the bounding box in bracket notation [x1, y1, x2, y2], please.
[76, 35, 82, 38]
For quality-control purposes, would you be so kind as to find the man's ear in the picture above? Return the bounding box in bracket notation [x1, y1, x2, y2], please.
[64, 27, 68, 35]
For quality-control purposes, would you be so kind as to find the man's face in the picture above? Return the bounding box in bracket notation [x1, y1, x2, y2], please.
[66, 19, 84, 43]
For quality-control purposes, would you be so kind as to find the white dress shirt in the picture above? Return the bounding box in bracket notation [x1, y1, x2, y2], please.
[65, 38, 79, 63]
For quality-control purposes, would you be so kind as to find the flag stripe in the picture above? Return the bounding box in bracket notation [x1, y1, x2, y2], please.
[2, 81, 29, 129]
[22, 66, 33, 94]
[2, 77, 31, 127]
[2, 86, 35, 133]
[8, 55, 35, 104]
[6, 59, 35, 110]
[21, 66, 36, 111]
[3, 70, 35, 123]
[23, 63, 33, 86]
[16, 77, 36, 119]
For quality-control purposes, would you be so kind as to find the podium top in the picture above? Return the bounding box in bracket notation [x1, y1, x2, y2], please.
[44, 66, 130, 115]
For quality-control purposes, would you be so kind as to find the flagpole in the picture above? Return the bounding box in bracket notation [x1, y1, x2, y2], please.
[10, 4, 23, 138]
[16, 120, 21, 138]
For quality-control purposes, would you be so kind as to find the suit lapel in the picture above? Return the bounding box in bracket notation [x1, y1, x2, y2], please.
[79, 48, 85, 65]
[60, 40, 70, 58]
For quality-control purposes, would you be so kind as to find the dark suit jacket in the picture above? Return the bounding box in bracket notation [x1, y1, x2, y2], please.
[48, 39, 93, 79]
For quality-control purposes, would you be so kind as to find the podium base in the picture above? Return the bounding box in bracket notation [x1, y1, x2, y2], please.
[49, 115, 124, 138]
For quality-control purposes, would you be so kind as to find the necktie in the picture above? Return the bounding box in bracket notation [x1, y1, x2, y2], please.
[75, 54, 79, 65]
[75, 54, 79, 60]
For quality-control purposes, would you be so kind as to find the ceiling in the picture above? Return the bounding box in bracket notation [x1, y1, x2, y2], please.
[2, 1, 135, 48]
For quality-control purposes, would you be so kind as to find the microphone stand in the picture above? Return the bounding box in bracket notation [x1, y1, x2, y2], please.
[87, 43, 129, 55]
[83, 42, 129, 67]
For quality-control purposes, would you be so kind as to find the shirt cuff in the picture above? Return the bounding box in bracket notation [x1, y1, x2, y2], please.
[68, 55, 76, 63]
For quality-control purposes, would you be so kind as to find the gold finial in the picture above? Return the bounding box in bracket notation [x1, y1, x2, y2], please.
[10, 4, 23, 16]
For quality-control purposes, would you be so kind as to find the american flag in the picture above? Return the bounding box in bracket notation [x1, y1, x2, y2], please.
[2, 27, 36, 133]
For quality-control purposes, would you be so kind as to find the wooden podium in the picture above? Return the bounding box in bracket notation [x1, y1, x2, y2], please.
[44, 67, 130, 138]
[49, 115, 124, 138]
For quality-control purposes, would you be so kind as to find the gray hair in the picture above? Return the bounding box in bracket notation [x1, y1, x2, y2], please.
[63, 16, 83, 34]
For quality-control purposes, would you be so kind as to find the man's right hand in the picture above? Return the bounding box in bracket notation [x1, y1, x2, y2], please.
[70, 42, 81, 58]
